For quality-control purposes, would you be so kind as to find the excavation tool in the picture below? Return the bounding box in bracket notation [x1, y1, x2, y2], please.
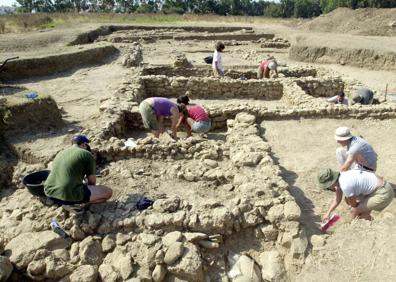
[0, 56, 19, 73]
[321, 213, 341, 232]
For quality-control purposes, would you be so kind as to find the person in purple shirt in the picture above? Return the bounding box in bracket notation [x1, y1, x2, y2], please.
[139, 97, 180, 138]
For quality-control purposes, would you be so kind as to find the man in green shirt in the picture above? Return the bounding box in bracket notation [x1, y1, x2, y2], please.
[44, 134, 112, 205]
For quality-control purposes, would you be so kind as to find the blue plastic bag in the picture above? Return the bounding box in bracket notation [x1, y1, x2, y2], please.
[136, 197, 154, 211]
[25, 92, 38, 100]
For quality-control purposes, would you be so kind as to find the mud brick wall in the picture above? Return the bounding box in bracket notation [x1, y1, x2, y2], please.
[142, 76, 284, 100]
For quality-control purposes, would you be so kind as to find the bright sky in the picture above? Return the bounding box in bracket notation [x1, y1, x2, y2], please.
[2, 0, 17, 6]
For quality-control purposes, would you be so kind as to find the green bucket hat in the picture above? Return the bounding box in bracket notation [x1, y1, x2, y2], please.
[351, 92, 363, 105]
[317, 169, 340, 190]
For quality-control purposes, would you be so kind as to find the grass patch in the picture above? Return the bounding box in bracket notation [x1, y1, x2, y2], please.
[0, 12, 303, 34]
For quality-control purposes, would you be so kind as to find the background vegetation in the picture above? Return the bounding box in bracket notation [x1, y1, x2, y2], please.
[11, 0, 396, 18]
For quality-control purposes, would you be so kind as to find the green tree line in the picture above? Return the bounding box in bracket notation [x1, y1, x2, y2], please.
[13, 0, 396, 18]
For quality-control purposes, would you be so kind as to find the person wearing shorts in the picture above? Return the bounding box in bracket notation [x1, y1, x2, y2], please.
[44, 134, 112, 206]
[176, 95, 211, 136]
[139, 97, 179, 139]
[318, 168, 393, 221]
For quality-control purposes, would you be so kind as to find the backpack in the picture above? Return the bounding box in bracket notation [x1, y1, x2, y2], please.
[204, 56, 213, 64]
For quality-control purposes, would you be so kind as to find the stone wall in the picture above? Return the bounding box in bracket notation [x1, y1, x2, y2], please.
[141, 66, 317, 79]
[295, 77, 344, 98]
[94, 135, 226, 163]
[69, 25, 253, 45]
[142, 76, 284, 100]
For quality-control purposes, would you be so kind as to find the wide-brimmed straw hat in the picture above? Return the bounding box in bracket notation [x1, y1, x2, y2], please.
[317, 168, 340, 190]
[334, 126, 353, 141]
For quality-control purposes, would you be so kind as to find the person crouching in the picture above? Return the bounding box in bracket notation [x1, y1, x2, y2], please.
[176, 95, 211, 136]
[318, 168, 393, 221]
[44, 134, 112, 206]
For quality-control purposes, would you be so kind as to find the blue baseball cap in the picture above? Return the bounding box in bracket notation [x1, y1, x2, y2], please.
[72, 134, 90, 145]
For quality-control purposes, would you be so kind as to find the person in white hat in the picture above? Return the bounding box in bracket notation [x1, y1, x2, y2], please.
[257, 59, 278, 79]
[335, 126, 377, 172]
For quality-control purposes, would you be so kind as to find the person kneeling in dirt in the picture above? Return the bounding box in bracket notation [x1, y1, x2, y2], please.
[257, 58, 278, 79]
[327, 91, 349, 106]
[318, 168, 394, 221]
[139, 97, 180, 139]
[351, 88, 374, 105]
[334, 126, 377, 172]
[44, 135, 112, 207]
[176, 95, 211, 136]
[212, 41, 225, 77]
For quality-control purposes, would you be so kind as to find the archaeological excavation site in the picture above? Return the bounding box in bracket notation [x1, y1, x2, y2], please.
[1, 12, 396, 282]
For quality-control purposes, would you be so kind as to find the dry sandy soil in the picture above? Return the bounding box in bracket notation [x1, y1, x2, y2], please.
[1, 8, 396, 282]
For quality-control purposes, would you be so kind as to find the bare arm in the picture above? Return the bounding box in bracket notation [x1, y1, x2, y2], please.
[176, 115, 184, 129]
[340, 154, 356, 171]
[323, 185, 343, 220]
[170, 107, 179, 138]
[158, 116, 165, 134]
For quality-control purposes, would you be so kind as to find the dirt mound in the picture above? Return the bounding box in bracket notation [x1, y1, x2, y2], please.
[301, 8, 396, 36]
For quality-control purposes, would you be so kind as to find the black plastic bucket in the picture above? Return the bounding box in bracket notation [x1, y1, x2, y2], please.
[22, 170, 50, 197]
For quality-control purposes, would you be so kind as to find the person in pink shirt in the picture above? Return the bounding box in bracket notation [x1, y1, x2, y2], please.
[176, 95, 211, 136]
[257, 59, 278, 79]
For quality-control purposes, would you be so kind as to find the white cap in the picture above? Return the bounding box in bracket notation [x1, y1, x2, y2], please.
[334, 127, 353, 141]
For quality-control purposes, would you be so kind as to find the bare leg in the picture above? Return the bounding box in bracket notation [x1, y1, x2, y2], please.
[183, 120, 192, 136]
[350, 205, 372, 220]
[257, 66, 263, 79]
[87, 185, 112, 204]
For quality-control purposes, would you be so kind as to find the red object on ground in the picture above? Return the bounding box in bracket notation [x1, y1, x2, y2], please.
[321, 213, 341, 232]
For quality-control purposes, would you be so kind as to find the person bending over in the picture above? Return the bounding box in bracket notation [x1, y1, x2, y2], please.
[257, 59, 278, 79]
[334, 126, 377, 172]
[318, 168, 393, 221]
[139, 97, 180, 139]
[351, 88, 374, 105]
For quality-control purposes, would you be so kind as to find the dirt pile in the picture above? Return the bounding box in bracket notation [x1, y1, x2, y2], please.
[301, 8, 396, 36]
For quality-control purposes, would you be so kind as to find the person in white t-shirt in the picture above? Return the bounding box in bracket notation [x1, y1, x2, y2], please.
[212, 41, 225, 77]
[327, 91, 349, 106]
[318, 168, 393, 221]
